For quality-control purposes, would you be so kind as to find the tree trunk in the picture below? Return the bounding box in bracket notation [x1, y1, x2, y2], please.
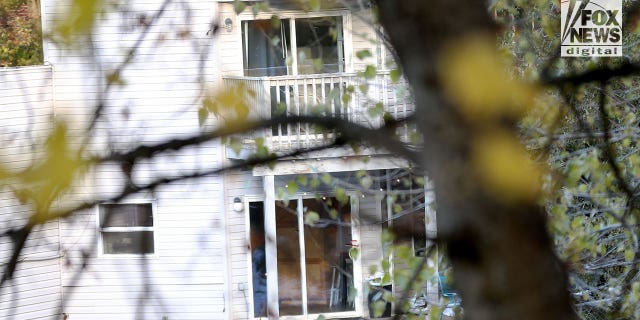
[373, 1, 578, 319]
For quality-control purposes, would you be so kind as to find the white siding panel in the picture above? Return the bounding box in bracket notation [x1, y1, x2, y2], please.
[0, 65, 62, 319]
[62, 284, 225, 320]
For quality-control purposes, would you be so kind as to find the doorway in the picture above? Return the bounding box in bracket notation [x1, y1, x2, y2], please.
[249, 196, 357, 317]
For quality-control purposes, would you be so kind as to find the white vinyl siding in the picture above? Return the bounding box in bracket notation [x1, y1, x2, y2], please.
[0, 65, 61, 319]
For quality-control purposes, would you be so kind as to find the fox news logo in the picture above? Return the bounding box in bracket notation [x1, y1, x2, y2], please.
[561, 0, 622, 57]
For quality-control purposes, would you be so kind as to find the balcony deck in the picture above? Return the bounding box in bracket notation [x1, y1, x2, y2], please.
[222, 72, 414, 155]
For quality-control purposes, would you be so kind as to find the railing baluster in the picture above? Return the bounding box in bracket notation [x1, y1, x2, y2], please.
[285, 81, 292, 151]
[293, 78, 301, 150]
[302, 78, 309, 149]
[263, 79, 271, 148]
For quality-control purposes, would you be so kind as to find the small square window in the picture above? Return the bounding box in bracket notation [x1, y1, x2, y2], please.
[99, 203, 155, 255]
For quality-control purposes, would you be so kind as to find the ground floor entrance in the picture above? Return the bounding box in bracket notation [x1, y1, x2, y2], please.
[248, 194, 360, 319]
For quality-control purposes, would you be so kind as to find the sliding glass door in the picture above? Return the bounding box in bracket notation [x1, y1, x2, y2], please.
[250, 196, 357, 317]
[242, 16, 345, 77]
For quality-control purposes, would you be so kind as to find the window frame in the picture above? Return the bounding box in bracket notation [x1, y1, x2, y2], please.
[238, 9, 353, 77]
[97, 200, 158, 258]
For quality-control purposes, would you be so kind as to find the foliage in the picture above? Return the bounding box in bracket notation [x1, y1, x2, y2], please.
[0, 0, 43, 66]
[496, 0, 640, 319]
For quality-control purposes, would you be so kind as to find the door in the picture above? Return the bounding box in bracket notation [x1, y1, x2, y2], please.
[249, 196, 357, 317]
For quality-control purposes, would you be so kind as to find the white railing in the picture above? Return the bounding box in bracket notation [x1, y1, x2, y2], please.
[223, 72, 413, 152]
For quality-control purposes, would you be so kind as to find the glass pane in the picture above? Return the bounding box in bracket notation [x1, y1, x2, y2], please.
[242, 19, 290, 76]
[295, 17, 344, 74]
[276, 200, 303, 315]
[249, 202, 268, 317]
[303, 197, 354, 314]
[102, 231, 154, 254]
[100, 203, 153, 227]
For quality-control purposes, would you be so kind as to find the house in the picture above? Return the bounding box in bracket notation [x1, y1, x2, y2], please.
[0, 0, 436, 319]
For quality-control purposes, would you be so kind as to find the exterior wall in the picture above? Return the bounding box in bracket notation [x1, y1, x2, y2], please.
[0, 65, 62, 319]
[216, 4, 244, 76]
[351, 8, 379, 72]
[223, 170, 263, 320]
[41, 0, 228, 319]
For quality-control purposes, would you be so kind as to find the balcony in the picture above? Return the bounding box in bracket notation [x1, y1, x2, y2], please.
[222, 72, 414, 154]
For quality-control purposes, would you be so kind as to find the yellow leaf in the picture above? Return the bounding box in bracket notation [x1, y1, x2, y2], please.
[439, 34, 537, 123]
[18, 121, 87, 220]
[202, 84, 252, 122]
[53, 0, 104, 45]
[472, 130, 545, 203]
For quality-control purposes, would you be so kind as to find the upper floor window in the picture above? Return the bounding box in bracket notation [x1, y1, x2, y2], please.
[242, 15, 344, 76]
[99, 203, 155, 255]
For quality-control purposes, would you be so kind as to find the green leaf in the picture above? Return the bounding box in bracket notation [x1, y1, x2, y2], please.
[625, 249, 635, 263]
[381, 259, 390, 272]
[229, 137, 242, 155]
[270, 15, 281, 29]
[349, 247, 359, 260]
[297, 175, 308, 186]
[335, 187, 348, 204]
[356, 50, 372, 60]
[363, 65, 377, 80]
[390, 69, 401, 83]
[310, 177, 320, 189]
[233, 0, 246, 14]
[286, 180, 298, 194]
[271, 36, 281, 47]
[360, 176, 373, 189]
[305, 210, 320, 225]
[381, 229, 394, 244]
[342, 93, 351, 104]
[313, 58, 323, 72]
[329, 208, 339, 220]
[198, 107, 208, 127]
[372, 300, 386, 318]
[321, 173, 332, 185]
[368, 102, 384, 118]
[274, 102, 287, 115]
[359, 83, 369, 94]
[309, 0, 320, 11]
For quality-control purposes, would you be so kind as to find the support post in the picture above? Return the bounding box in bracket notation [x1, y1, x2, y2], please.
[263, 175, 279, 319]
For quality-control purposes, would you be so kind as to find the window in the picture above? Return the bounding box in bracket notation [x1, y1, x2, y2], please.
[381, 170, 427, 256]
[99, 203, 155, 255]
[242, 16, 345, 76]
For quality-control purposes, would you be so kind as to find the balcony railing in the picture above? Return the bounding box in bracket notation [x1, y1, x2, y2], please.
[222, 72, 413, 153]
